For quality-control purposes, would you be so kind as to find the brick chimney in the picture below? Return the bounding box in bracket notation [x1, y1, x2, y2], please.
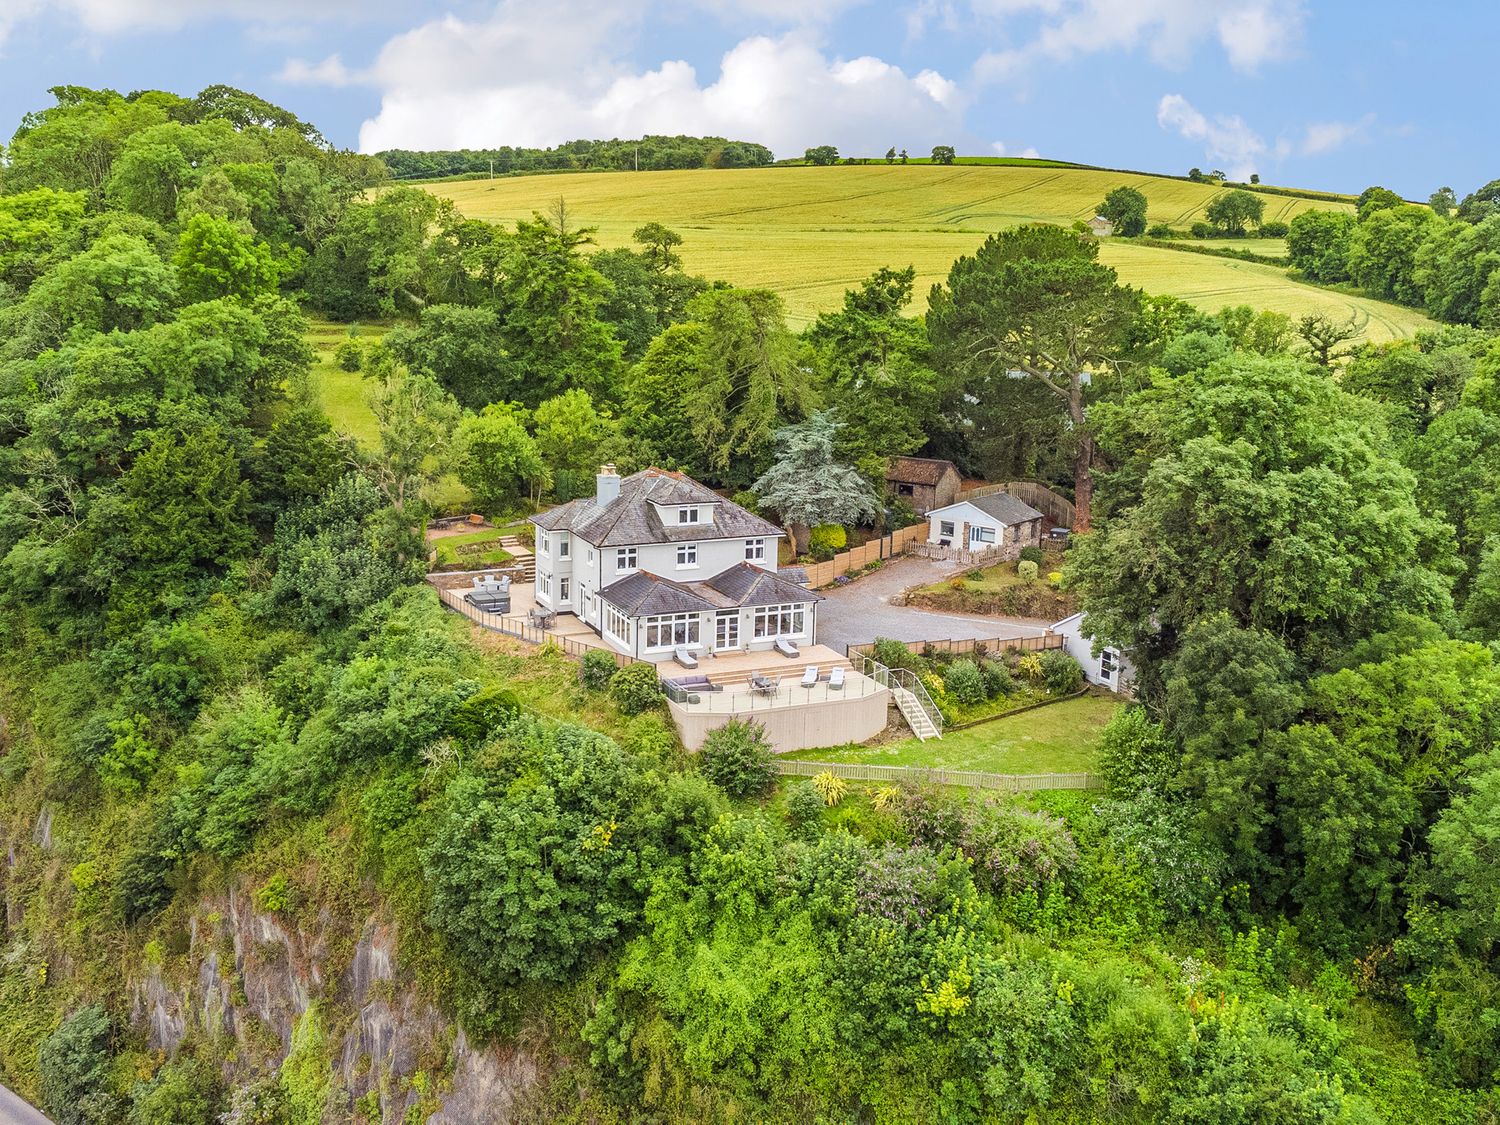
[595, 463, 620, 507]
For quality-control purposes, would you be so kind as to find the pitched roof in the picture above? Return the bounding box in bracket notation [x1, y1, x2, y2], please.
[885, 456, 959, 486]
[531, 468, 782, 547]
[933, 491, 1044, 525]
[966, 492, 1044, 525]
[597, 570, 716, 616]
[599, 563, 823, 618]
[703, 563, 825, 607]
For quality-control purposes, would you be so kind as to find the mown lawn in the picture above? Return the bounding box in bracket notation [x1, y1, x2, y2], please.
[305, 317, 387, 445]
[784, 693, 1120, 775]
[432, 528, 515, 567]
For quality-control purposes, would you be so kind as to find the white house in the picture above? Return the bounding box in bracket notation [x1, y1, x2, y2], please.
[530, 465, 822, 660]
[1087, 214, 1115, 237]
[926, 493, 1044, 552]
[1052, 612, 1134, 694]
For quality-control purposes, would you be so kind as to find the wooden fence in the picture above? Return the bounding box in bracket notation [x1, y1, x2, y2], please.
[962, 481, 1076, 530]
[775, 759, 1101, 792]
[800, 523, 928, 588]
[846, 633, 1064, 660]
[432, 585, 639, 667]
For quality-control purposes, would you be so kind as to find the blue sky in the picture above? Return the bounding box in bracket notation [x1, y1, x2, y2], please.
[0, 1, 1493, 198]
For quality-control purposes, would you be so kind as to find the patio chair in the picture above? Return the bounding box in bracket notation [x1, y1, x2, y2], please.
[800, 665, 818, 688]
[774, 637, 799, 659]
[673, 647, 699, 669]
[828, 666, 846, 691]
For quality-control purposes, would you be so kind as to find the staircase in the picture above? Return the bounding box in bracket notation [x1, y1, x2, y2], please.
[498, 536, 537, 581]
[892, 685, 940, 741]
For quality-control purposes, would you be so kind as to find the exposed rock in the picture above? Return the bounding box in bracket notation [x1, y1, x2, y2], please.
[127, 882, 543, 1123]
[30, 808, 51, 851]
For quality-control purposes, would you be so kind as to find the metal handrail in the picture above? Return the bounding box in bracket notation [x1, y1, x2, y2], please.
[858, 655, 945, 736]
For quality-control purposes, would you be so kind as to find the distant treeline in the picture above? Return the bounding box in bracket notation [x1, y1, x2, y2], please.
[378, 136, 775, 179]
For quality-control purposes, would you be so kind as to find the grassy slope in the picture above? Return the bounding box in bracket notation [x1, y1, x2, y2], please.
[305, 318, 385, 445]
[784, 692, 1119, 774]
[422, 165, 1431, 340]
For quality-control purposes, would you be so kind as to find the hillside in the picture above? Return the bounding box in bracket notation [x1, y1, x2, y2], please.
[422, 165, 1433, 340]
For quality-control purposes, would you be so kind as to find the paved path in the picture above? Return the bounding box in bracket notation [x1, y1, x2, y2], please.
[0, 1084, 51, 1125]
[815, 556, 1052, 654]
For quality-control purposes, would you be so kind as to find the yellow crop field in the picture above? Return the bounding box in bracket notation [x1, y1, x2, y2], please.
[423, 165, 1431, 342]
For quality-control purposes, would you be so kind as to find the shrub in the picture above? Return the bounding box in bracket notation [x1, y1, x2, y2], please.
[255, 873, 291, 913]
[580, 649, 619, 691]
[698, 719, 777, 798]
[1097, 707, 1176, 795]
[127, 1056, 223, 1125]
[333, 340, 363, 372]
[1146, 223, 1174, 238]
[948, 577, 967, 591]
[1259, 220, 1290, 237]
[965, 568, 984, 581]
[609, 662, 662, 715]
[39, 1005, 119, 1125]
[808, 524, 847, 558]
[1039, 649, 1084, 694]
[871, 637, 923, 673]
[446, 686, 520, 750]
[980, 659, 1014, 698]
[1190, 221, 1212, 238]
[943, 659, 987, 705]
[785, 782, 825, 838]
[1017, 560, 1039, 583]
[812, 770, 848, 806]
[1047, 571, 1063, 587]
[1019, 546, 1044, 566]
[1017, 653, 1044, 684]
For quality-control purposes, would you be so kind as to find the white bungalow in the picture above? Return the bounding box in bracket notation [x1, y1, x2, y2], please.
[1052, 612, 1134, 694]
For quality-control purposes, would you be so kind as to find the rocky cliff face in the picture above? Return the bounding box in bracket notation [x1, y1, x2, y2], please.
[6, 801, 542, 1123]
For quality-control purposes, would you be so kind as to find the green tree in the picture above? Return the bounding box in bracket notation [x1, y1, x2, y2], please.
[1098, 186, 1148, 237]
[422, 725, 671, 986]
[1347, 205, 1436, 304]
[928, 224, 1138, 530]
[1287, 210, 1355, 282]
[360, 366, 459, 537]
[621, 322, 709, 473]
[1295, 313, 1359, 367]
[884, 147, 897, 164]
[1429, 186, 1458, 217]
[931, 145, 956, 165]
[454, 405, 546, 511]
[383, 304, 510, 409]
[804, 145, 839, 166]
[533, 389, 622, 485]
[21, 232, 177, 351]
[0, 186, 87, 289]
[1069, 354, 1452, 680]
[497, 201, 624, 404]
[1204, 189, 1265, 235]
[806, 266, 940, 466]
[752, 412, 877, 555]
[686, 288, 819, 483]
[173, 213, 277, 304]
[1356, 185, 1405, 219]
[633, 221, 684, 271]
[1457, 177, 1500, 224]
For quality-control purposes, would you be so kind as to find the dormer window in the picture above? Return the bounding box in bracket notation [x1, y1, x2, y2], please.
[678, 507, 701, 524]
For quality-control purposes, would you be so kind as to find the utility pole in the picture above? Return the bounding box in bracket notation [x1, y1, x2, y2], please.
[489, 159, 494, 179]
[634, 144, 639, 172]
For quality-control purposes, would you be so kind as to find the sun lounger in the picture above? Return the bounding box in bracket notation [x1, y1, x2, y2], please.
[674, 647, 699, 669]
[774, 637, 799, 658]
[800, 665, 818, 688]
[828, 666, 845, 690]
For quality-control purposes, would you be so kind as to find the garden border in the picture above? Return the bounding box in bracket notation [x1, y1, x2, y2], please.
[774, 759, 1101, 791]
[945, 687, 1090, 732]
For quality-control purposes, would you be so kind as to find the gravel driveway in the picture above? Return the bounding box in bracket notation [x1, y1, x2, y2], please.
[814, 556, 1052, 654]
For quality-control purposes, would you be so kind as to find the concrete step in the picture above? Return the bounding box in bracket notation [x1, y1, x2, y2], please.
[892, 687, 938, 741]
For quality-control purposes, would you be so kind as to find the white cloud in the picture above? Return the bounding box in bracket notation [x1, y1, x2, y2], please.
[1156, 92, 1265, 180]
[973, 0, 1304, 82]
[351, 3, 965, 158]
[989, 139, 1041, 158]
[276, 53, 361, 87]
[1299, 113, 1374, 156]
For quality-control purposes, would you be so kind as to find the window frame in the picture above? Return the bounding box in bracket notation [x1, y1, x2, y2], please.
[615, 547, 638, 573]
[744, 537, 766, 562]
[675, 543, 698, 569]
[643, 612, 702, 651]
[752, 603, 806, 639]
